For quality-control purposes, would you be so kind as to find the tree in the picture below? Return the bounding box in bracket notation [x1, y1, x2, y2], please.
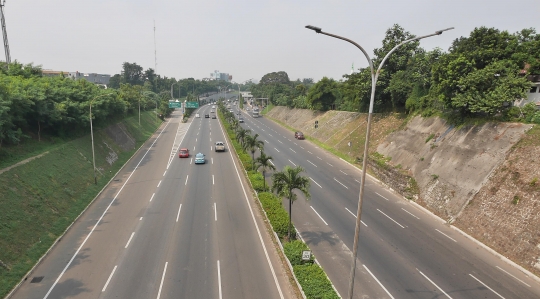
[121, 62, 144, 86]
[450, 60, 530, 115]
[307, 77, 339, 111]
[254, 151, 275, 190]
[260, 71, 290, 85]
[242, 133, 264, 170]
[235, 127, 251, 147]
[271, 165, 310, 240]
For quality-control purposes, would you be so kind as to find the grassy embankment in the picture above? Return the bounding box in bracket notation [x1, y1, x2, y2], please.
[0, 111, 161, 298]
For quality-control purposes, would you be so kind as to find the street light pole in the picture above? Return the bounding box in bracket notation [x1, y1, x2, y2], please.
[305, 24, 453, 299]
[89, 93, 113, 185]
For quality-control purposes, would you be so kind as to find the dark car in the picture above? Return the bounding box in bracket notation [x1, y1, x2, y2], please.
[205, 114, 210, 118]
[294, 131, 305, 140]
[239, 117, 244, 123]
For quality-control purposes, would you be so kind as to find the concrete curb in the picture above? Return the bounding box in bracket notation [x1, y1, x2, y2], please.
[5, 118, 168, 299]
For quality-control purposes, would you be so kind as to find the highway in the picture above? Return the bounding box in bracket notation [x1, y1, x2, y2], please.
[234, 102, 540, 299]
[10, 107, 294, 299]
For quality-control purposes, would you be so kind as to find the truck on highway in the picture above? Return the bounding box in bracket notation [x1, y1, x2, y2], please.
[252, 107, 259, 118]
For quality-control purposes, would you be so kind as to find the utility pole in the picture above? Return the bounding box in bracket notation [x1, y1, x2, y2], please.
[153, 20, 157, 73]
[0, 0, 11, 67]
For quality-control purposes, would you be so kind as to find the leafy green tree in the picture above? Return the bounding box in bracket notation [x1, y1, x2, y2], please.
[254, 151, 275, 190]
[271, 165, 310, 240]
[235, 127, 251, 147]
[242, 133, 264, 170]
[121, 62, 144, 86]
[307, 77, 339, 111]
[450, 60, 530, 115]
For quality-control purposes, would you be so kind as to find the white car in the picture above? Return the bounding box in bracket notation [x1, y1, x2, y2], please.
[195, 113, 200, 118]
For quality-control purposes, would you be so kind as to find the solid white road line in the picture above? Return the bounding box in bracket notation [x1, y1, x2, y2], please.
[185, 175, 189, 185]
[418, 269, 453, 299]
[124, 232, 135, 248]
[339, 169, 347, 175]
[214, 203, 217, 221]
[289, 148, 296, 153]
[333, 177, 349, 189]
[150, 193, 155, 202]
[274, 148, 280, 153]
[310, 206, 328, 225]
[163, 170, 166, 176]
[217, 260, 223, 299]
[376, 192, 389, 201]
[307, 160, 317, 167]
[363, 265, 395, 299]
[156, 262, 168, 299]
[102, 265, 117, 292]
[377, 209, 405, 228]
[310, 177, 322, 188]
[435, 229, 457, 242]
[469, 274, 506, 299]
[157, 180, 161, 188]
[344, 207, 368, 227]
[176, 204, 182, 222]
[288, 159, 297, 167]
[401, 208, 420, 219]
[327, 162, 333, 167]
[496, 266, 531, 287]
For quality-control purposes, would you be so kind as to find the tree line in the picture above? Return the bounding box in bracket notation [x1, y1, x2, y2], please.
[0, 61, 246, 148]
[251, 25, 540, 123]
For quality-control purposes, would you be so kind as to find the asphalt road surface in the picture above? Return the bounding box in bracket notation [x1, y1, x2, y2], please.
[10, 108, 293, 299]
[235, 103, 540, 299]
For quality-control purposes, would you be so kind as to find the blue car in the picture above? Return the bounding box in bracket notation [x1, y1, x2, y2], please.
[194, 153, 206, 164]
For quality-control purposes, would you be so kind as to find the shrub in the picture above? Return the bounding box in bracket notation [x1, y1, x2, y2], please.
[284, 240, 314, 266]
[248, 171, 268, 192]
[293, 264, 339, 299]
[425, 133, 435, 143]
[258, 192, 292, 239]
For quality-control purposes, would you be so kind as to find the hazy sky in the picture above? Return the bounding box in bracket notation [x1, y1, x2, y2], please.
[6, 0, 539, 83]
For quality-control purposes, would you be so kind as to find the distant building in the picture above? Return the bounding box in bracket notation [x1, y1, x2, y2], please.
[515, 73, 540, 109]
[42, 69, 67, 77]
[68, 72, 110, 85]
[41, 69, 111, 86]
[210, 70, 232, 82]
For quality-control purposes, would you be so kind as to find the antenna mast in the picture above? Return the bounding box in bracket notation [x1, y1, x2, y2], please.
[0, 0, 11, 66]
[153, 20, 157, 73]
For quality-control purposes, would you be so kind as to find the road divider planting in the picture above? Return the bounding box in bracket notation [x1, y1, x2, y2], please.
[218, 105, 339, 299]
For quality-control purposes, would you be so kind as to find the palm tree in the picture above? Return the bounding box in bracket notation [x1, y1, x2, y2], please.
[235, 127, 251, 147]
[254, 151, 275, 190]
[242, 133, 264, 170]
[271, 165, 310, 240]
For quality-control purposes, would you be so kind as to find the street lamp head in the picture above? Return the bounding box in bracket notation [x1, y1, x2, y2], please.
[435, 27, 454, 35]
[305, 25, 322, 33]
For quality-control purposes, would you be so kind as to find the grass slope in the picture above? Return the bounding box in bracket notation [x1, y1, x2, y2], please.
[0, 111, 160, 298]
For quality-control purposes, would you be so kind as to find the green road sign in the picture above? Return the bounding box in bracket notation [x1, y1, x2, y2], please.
[169, 102, 181, 108]
[185, 101, 199, 108]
